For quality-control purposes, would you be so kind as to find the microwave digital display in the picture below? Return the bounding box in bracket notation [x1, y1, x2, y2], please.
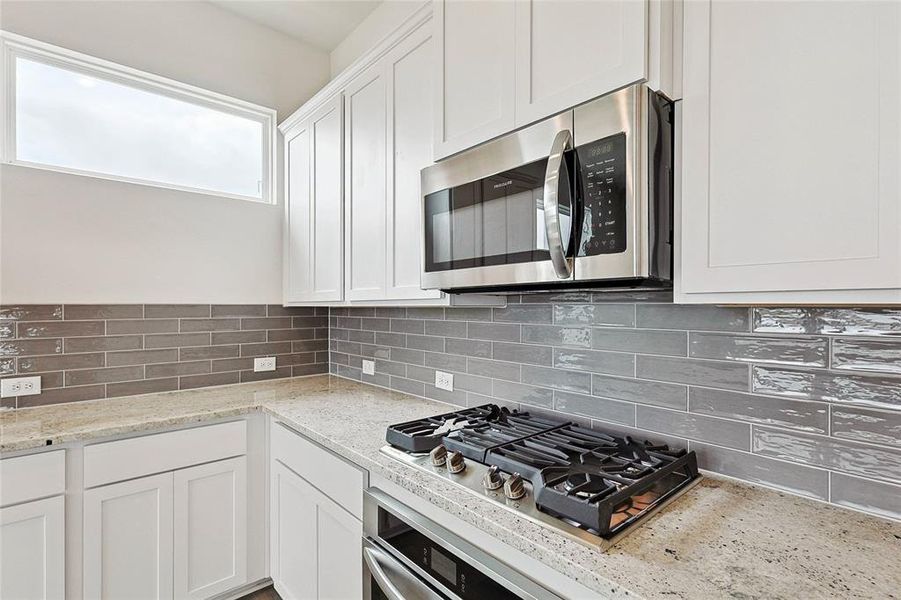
[576, 132, 627, 256]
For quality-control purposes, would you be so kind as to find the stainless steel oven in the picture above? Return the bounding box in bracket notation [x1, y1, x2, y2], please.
[363, 489, 561, 600]
[421, 83, 673, 293]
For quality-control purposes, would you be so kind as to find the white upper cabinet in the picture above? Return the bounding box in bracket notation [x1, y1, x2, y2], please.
[679, 0, 901, 303]
[513, 0, 647, 128]
[433, 0, 516, 160]
[283, 95, 344, 303]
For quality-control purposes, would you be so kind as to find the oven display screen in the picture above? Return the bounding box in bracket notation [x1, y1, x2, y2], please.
[430, 547, 456, 584]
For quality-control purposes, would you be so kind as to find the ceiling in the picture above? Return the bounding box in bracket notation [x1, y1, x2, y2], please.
[211, 1, 381, 51]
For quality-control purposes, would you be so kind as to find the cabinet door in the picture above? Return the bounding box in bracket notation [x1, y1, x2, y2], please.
[433, 0, 516, 160]
[345, 64, 388, 301]
[309, 97, 345, 302]
[84, 472, 174, 600]
[284, 121, 312, 303]
[0, 495, 65, 600]
[269, 461, 362, 600]
[680, 0, 901, 303]
[385, 23, 442, 301]
[173, 457, 247, 600]
[514, 0, 647, 127]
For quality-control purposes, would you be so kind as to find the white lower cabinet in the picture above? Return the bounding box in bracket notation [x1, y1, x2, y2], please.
[270, 460, 363, 600]
[0, 495, 65, 600]
[174, 457, 247, 600]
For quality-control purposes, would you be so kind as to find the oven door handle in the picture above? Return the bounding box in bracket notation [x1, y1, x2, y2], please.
[364, 539, 445, 600]
[543, 129, 574, 279]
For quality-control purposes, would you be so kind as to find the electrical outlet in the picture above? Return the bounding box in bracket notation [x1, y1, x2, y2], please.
[1, 376, 42, 398]
[362, 360, 375, 376]
[253, 357, 276, 372]
[435, 371, 454, 392]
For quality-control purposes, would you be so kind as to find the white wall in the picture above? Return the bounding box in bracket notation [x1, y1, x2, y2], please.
[330, 0, 427, 77]
[0, 1, 330, 303]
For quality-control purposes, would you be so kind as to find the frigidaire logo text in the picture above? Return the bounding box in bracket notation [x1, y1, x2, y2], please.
[493, 180, 513, 189]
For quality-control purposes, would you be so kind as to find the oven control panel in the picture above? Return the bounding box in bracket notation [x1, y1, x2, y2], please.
[576, 132, 627, 256]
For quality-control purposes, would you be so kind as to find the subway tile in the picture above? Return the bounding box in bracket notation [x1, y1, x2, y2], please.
[521, 365, 591, 394]
[107, 319, 178, 334]
[493, 342, 553, 366]
[0, 322, 14, 339]
[19, 353, 104, 373]
[424, 320, 467, 338]
[592, 328, 687, 356]
[491, 380, 554, 408]
[689, 332, 827, 366]
[375, 307, 406, 318]
[375, 359, 406, 377]
[107, 378, 179, 398]
[493, 304, 552, 324]
[240, 366, 293, 383]
[18, 320, 105, 338]
[268, 328, 316, 342]
[0, 359, 15, 376]
[347, 354, 363, 369]
[347, 330, 376, 344]
[831, 338, 901, 374]
[406, 307, 445, 320]
[752, 427, 901, 484]
[521, 324, 591, 348]
[292, 316, 328, 328]
[467, 322, 520, 342]
[346, 307, 376, 317]
[242, 317, 292, 330]
[423, 352, 467, 373]
[554, 390, 634, 425]
[423, 383, 466, 406]
[64, 335, 143, 353]
[454, 373, 493, 395]
[178, 346, 239, 361]
[406, 334, 444, 352]
[293, 363, 328, 377]
[468, 358, 520, 382]
[336, 317, 362, 330]
[637, 406, 750, 450]
[144, 304, 209, 318]
[691, 442, 828, 500]
[591, 374, 688, 410]
[276, 352, 316, 366]
[240, 342, 292, 357]
[637, 356, 749, 391]
[180, 318, 240, 332]
[753, 307, 901, 337]
[361, 318, 391, 332]
[336, 364, 362, 380]
[521, 292, 592, 304]
[211, 304, 267, 317]
[180, 371, 240, 389]
[375, 332, 406, 348]
[107, 349, 178, 366]
[554, 304, 634, 327]
[146, 361, 210, 378]
[211, 331, 267, 345]
[17, 384, 105, 408]
[752, 365, 901, 410]
[591, 290, 674, 303]
[211, 357, 255, 372]
[0, 305, 62, 321]
[64, 304, 143, 320]
[830, 473, 901, 521]
[446, 338, 492, 358]
[334, 340, 360, 355]
[292, 339, 327, 353]
[553, 348, 634, 376]
[444, 307, 492, 321]
[361, 344, 390, 359]
[145, 333, 210, 349]
[405, 364, 436, 384]
[0, 338, 62, 357]
[268, 305, 315, 316]
[66, 365, 145, 386]
[688, 387, 828, 433]
[315, 352, 329, 364]
[391, 319, 425, 334]
[361, 371, 391, 388]
[637, 304, 749, 332]
[390, 347, 424, 365]
[831, 405, 901, 448]
[390, 376, 426, 397]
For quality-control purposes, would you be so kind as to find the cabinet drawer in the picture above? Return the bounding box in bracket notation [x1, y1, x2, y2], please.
[0, 450, 65, 507]
[271, 422, 365, 519]
[84, 420, 246, 488]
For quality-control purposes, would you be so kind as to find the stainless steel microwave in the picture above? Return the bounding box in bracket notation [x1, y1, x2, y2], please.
[420, 83, 674, 293]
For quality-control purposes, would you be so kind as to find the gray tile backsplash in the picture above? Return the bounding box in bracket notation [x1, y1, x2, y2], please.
[1, 304, 328, 408]
[329, 297, 901, 521]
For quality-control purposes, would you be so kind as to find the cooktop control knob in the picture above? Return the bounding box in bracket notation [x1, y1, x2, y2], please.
[447, 451, 466, 474]
[482, 465, 503, 490]
[504, 473, 526, 500]
[429, 445, 448, 467]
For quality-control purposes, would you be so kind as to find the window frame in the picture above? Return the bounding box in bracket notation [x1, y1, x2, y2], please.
[0, 31, 277, 204]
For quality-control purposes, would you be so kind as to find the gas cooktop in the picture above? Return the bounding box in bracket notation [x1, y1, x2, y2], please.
[382, 404, 700, 550]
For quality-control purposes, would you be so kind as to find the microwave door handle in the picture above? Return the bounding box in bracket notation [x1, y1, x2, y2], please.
[364, 543, 445, 600]
[543, 129, 574, 279]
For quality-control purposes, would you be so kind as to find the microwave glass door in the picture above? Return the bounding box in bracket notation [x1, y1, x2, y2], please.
[423, 156, 573, 275]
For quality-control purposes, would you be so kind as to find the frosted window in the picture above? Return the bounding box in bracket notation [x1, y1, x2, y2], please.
[13, 56, 269, 201]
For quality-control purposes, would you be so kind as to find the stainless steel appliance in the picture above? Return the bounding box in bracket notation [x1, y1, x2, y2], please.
[420, 83, 673, 293]
[363, 488, 562, 600]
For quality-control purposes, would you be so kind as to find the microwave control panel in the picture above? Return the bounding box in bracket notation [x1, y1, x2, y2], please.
[576, 132, 627, 256]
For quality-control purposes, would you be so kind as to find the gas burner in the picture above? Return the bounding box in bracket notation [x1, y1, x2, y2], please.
[560, 473, 615, 498]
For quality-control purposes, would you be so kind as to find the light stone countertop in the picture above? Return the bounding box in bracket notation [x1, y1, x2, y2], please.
[2, 375, 899, 599]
